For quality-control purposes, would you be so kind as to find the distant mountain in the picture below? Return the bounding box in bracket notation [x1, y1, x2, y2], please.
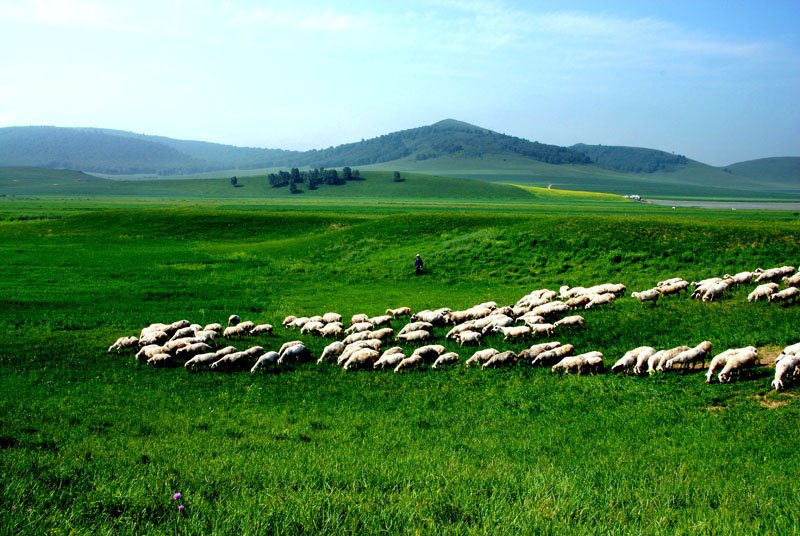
[0, 120, 590, 175]
[724, 157, 800, 186]
[570, 144, 688, 173]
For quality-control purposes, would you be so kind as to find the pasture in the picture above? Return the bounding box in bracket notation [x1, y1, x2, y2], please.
[1, 195, 800, 535]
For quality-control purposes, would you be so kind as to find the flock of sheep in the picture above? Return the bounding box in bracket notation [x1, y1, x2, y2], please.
[107, 264, 800, 392]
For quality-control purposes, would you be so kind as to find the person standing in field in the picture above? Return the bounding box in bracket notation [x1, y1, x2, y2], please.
[415, 253, 424, 275]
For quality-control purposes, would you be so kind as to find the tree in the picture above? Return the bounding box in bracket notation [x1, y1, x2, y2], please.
[353, 169, 361, 180]
[291, 168, 300, 183]
[342, 166, 352, 180]
[393, 171, 404, 182]
[230, 176, 238, 186]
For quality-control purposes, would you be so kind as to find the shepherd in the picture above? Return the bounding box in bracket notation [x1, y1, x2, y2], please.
[415, 253, 424, 275]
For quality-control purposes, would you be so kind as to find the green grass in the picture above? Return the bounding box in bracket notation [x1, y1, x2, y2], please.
[1, 199, 800, 534]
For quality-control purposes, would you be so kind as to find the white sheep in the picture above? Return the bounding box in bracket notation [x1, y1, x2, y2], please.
[646, 350, 665, 375]
[530, 344, 574, 367]
[398, 321, 434, 336]
[754, 268, 784, 283]
[705, 347, 755, 383]
[374, 348, 406, 370]
[552, 352, 603, 374]
[222, 325, 246, 338]
[396, 329, 431, 343]
[277, 343, 311, 365]
[344, 321, 373, 335]
[250, 351, 279, 373]
[611, 346, 648, 374]
[147, 353, 177, 367]
[175, 342, 213, 361]
[531, 301, 570, 317]
[777, 342, 800, 362]
[410, 345, 445, 362]
[318, 323, 343, 338]
[300, 321, 324, 334]
[386, 307, 412, 318]
[227, 314, 240, 327]
[410, 308, 450, 326]
[287, 317, 310, 330]
[135, 344, 166, 363]
[631, 347, 656, 375]
[317, 341, 345, 364]
[783, 273, 800, 286]
[717, 347, 758, 383]
[343, 349, 380, 370]
[184, 352, 219, 370]
[446, 321, 476, 339]
[658, 277, 685, 287]
[350, 313, 369, 325]
[394, 354, 424, 373]
[495, 325, 531, 341]
[659, 281, 689, 297]
[464, 348, 499, 367]
[482, 350, 517, 369]
[171, 327, 196, 340]
[432, 352, 460, 369]
[337, 340, 382, 366]
[139, 330, 169, 347]
[480, 314, 515, 334]
[342, 331, 373, 345]
[455, 330, 482, 346]
[553, 315, 585, 329]
[281, 315, 296, 327]
[322, 312, 342, 324]
[664, 341, 713, 370]
[517, 342, 562, 364]
[203, 323, 222, 332]
[278, 340, 304, 356]
[368, 315, 393, 327]
[108, 336, 139, 353]
[368, 328, 394, 342]
[723, 271, 754, 285]
[655, 345, 691, 372]
[748, 283, 779, 302]
[631, 289, 660, 307]
[584, 293, 616, 309]
[701, 281, 731, 302]
[250, 324, 274, 336]
[769, 287, 799, 304]
[772, 354, 799, 390]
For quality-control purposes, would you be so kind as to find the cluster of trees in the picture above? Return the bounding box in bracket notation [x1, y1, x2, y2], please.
[267, 167, 362, 193]
[571, 144, 688, 173]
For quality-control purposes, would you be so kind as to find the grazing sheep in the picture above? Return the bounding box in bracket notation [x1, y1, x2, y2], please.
[584, 293, 616, 309]
[396, 329, 431, 343]
[772, 354, 800, 390]
[369, 315, 393, 327]
[321, 312, 342, 324]
[553, 315, 585, 329]
[631, 289, 660, 307]
[300, 321, 324, 334]
[184, 352, 219, 370]
[277, 343, 311, 365]
[162, 338, 193, 353]
[658, 277, 685, 287]
[432, 352, 460, 369]
[410, 309, 450, 326]
[517, 342, 562, 364]
[464, 348, 500, 367]
[368, 328, 395, 341]
[530, 344, 574, 367]
[531, 301, 570, 318]
[394, 354, 424, 373]
[754, 268, 784, 283]
[631, 347, 657, 375]
[343, 349, 380, 371]
[318, 323, 343, 338]
[345, 321, 373, 335]
[769, 287, 799, 304]
[210, 350, 258, 371]
[193, 330, 217, 343]
[374, 348, 406, 370]
[410, 345, 446, 362]
[281, 315, 297, 327]
[723, 272, 755, 285]
[647, 350, 665, 375]
[495, 325, 531, 341]
[691, 277, 722, 288]
[664, 341, 713, 370]
[171, 327, 196, 340]
[566, 295, 593, 309]
[517, 315, 547, 328]
[659, 281, 689, 297]
[317, 341, 345, 364]
[108, 336, 138, 354]
[278, 340, 304, 357]
[147, 353, 178, 367]
[482, 351, 517, 369]
[287, 317, 310, 330]
[705, 347, 754, 383]
[783, 273, 800, 286]
[386, 307, 412, 318]
[350, 313, 370, 325]
[228, 315, 240, 327]
[250, 324, 274, 336]
[587, 283, 626, 297]
[139, 330, 169, 347]
[135, 344, 166, 363]
[337, 340, 382, 366]
[343, 331, 373, 345]
[446, 321, 476, 339]
[398, 321, 434, 336]
[717, 348, 758, 383]
[702, 281, 731, 302]
[250, 351, 279, 373]
[175, 342, 213, 361]
[655, 346, 691, 372]
[612, 346, 651, 374]
[777, 342, 800, 362]
[222, 325, 246, 338]
[552, 352, 603, 374]
[203, 323, 223, 332]
[480, 315, 515, 334]
[455, 330, 482, 346]
[748, 283, 779, 302]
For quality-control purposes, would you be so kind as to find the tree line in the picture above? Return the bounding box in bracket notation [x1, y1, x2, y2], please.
[267, 167, 363, 193]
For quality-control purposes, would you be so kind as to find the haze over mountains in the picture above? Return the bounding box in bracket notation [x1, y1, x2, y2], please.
[0, 119, 797, 199]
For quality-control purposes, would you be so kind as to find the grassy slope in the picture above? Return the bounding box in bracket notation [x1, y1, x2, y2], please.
[726, 156, 800, 184]
[1, 200, 800, 534]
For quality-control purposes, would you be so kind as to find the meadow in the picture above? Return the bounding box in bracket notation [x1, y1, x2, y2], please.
[1, 193, 800, 535]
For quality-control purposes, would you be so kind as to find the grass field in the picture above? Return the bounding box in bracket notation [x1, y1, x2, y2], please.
[1, 194, 800, 535]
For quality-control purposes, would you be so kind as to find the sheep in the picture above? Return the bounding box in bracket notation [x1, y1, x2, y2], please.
[171, 326, 196, 340]
[612, 346, 651, 374]
[396, 329, 431, 343]
[250, 324, 274, 336]
[701, 281, 731, 302]
[552, 352, 604, 374]
[135, 344, 166, 363]
[584, 293, 616, 309]
[410, 309, 450, 326]
[754, 268, 784, 283]
[646, 350, 665, 375]
[368, 328, 395, 342]
[446, 321, 476, 339]
[210, 350, 256, 371]
[718, 347, 758, 383]
[368, 315, 393, 327]
[480, 315, 515, 334]
[664, 341, 713, 370]
[777, 342, 800, 362]
[748, 283, 779, 302]
[495, 325, 531, 341]
[343, 331, 373, 345]
[783, 273, 800, 287]
[631, 347, 657, 375]
[147, 353, 178, 367]
[772, 354, 800, 390]
[531, 301, 570, 318]
[655, 346, 691, 372]
[658, 277, 685, 287]
[531, 344, 574, 367]
[337, 340, 382, 366]
[659, 281, 689, 297]
[723, 271, 755, 285]
[517, 315, 547, 328]
[566, 295, 594, 309]
[705, 347, 755, 383]
[162, 337, 195, 353]
[517, 342, 562, 365]
[278, 340, 304, 356]
[321, 312, 342, 324]
[193, 330, 217, 343]
[318, 323, 343, 338]
[631, 288, 660, 307]
[287, 317, 310, 330]
[281, 315, 297, 327]
[769, 287, 799, 304]
[410, 345, 446, 362]
[432, 352, 460, 369]
[588, 283, 626, 297]
[277, 343, 311, 365]
[491, 306, 514, 317]
[482, 350, 517, 369]
[300, 321, 324, 334]
[250, 351, 279, 373]
[222, 325, 246, 338]
[374, 348, 406, 370]
[184, 352, 219, 370]
[317, 341, 345, 365]
[528, 323, 556, 338]
[398, 321, 434, 336]
[343, 349, 380, 371]
[228, 315, 240, 327]
[553, 315, 585, 329]
[203, 323, 223, 332]
[691, 277, 722, 288]
[139, 330, 169, 347]
[394, 354, 423, 373]
[386, 307, 412, 318]
[464, 348, 499, 367]
[350, 313, 370, 325]
[175, 342, 213, 361]
[344, 321, 373, 335]
[455, 330, 482, 346]
[108, 336, 138, 354]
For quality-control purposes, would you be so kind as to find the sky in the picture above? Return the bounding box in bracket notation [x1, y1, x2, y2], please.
[0, 0, 798, 165]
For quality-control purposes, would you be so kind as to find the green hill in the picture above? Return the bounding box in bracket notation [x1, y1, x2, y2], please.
[725, 157, 800, 186]
[570, 143, 688, 173]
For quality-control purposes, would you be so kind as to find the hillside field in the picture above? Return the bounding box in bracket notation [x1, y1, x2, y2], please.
[1, 196, 800, 535]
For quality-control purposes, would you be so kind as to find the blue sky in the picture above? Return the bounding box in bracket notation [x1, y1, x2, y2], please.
[0, 0, 798, 165]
